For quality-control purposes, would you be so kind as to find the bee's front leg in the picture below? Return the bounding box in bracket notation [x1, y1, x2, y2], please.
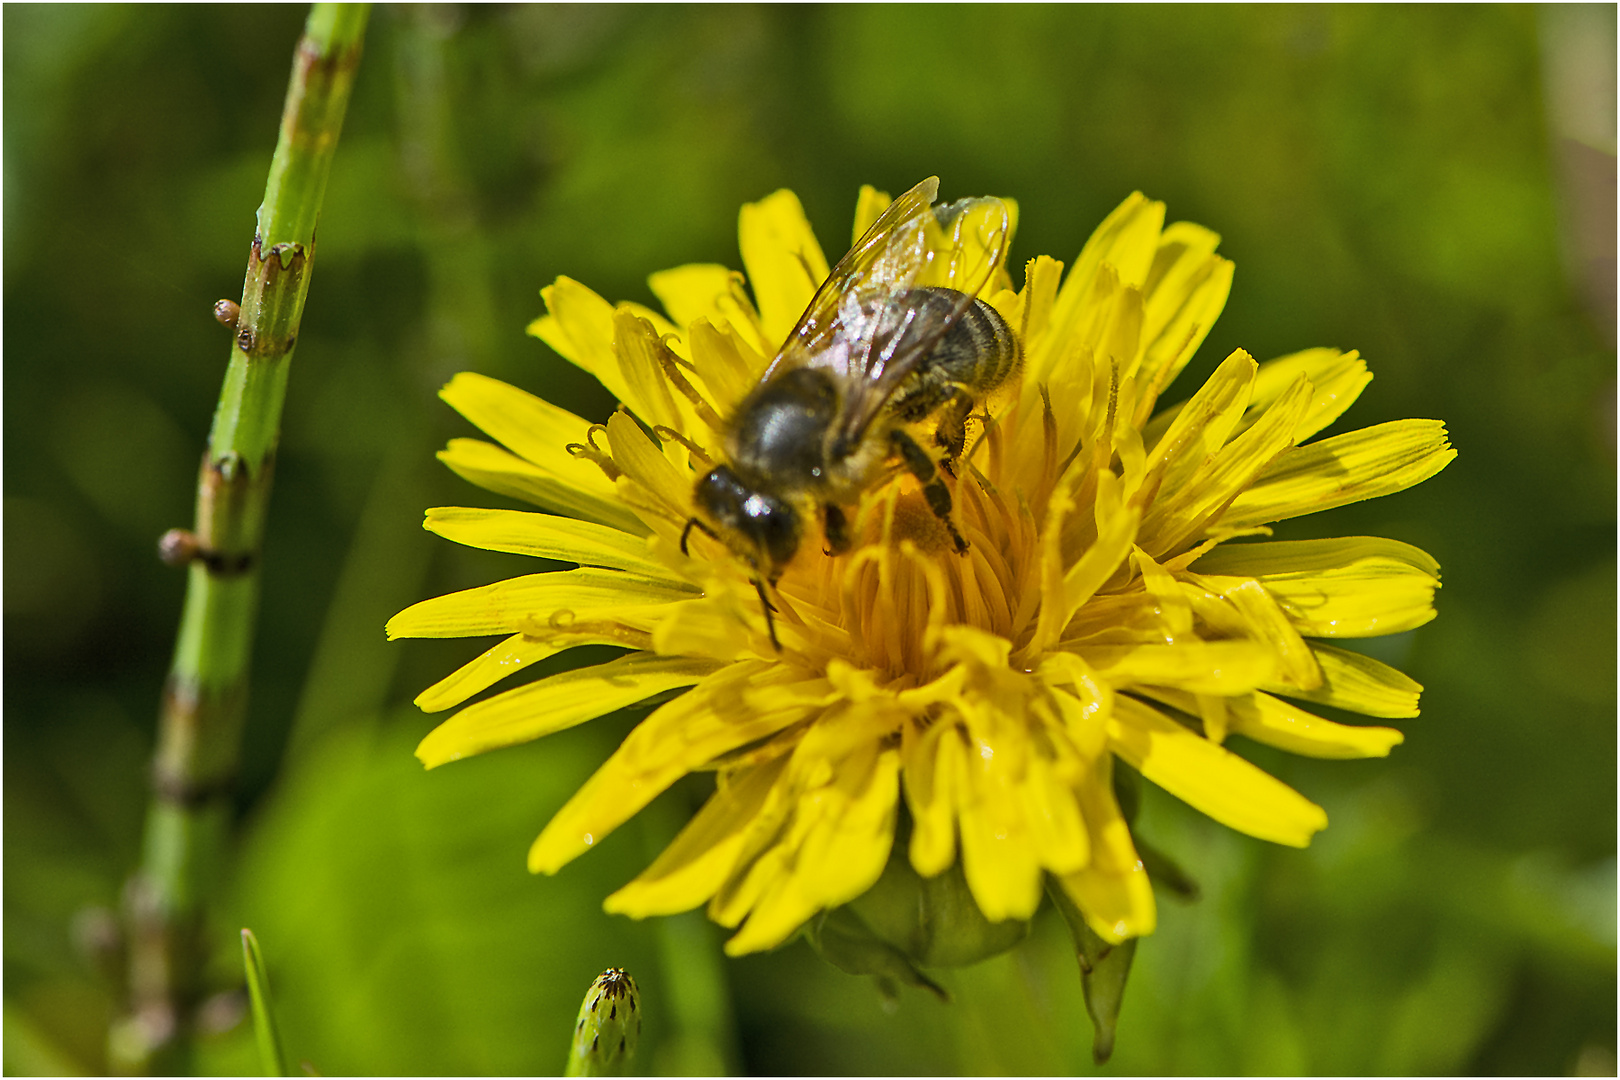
[891, 429, 969, 554]
[823, 503, 852, 555]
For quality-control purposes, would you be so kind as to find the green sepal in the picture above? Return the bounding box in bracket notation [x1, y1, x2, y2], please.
[803, 906, 949, 1002]
[847, 821, 1029, 969]
[1047, 880, 1138, 1065]
[1137, 836, 1201, 901]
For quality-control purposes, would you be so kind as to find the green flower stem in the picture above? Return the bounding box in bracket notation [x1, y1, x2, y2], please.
[118, 6, 369, 1073]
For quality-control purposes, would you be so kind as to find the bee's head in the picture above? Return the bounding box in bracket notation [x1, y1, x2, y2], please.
[692, 464, 800, 575]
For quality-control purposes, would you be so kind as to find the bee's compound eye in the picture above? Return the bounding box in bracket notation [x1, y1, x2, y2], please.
[693, 466, 800, 570]
[694, 466, 748, 520]
[742, 492, 799, 569]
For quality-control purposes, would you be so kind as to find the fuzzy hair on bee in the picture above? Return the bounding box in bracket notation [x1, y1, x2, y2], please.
[682, 177, 1020, 649]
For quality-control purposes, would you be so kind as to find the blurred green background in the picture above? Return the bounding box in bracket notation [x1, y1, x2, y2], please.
[5, 4, 1614, 1075]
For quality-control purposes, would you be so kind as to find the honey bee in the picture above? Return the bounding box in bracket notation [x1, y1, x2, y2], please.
[682, 177, 1020, 647]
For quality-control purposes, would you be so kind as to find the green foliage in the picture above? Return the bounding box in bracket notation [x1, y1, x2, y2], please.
[4, 5, 1613, 1075]
[240, 930, 288, 1077]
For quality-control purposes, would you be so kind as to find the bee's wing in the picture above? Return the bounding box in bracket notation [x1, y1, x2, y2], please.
[759, 178, 1011, 447]
[830, 192, 1012, 449]
[762, 176, 942, 383]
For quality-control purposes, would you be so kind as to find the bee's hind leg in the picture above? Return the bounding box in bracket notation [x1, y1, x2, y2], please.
[891, 429, 969, 554]
[933, 388, 975, 467]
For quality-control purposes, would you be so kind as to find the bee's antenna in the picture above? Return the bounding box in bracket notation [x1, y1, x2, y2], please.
[752, 577, 782, 652]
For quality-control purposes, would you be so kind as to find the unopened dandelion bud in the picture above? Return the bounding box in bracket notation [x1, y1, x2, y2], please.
[564, 968, 639, 1077]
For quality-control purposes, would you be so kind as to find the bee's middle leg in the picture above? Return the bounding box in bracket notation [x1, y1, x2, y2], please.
[891, 428, 969, 554]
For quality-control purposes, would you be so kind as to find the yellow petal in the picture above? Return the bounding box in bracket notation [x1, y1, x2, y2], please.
[385, 568, 694, 640]
[901, 719, 965, 877]
[1027, 193, 1162, 386]
[1148, 346, 1371, 449]
[422, 507, 670, 578]
[1108, 697, 1328, 847]
[1057, 754, 1155, 942]
[1059, 591, 1183, 650]
[605, 756, 789, 917]
[1192, 536, 1441, 637]
[688, 318, 766, 415]
[650, 597, 756, 661]
[605, 409, 688, 520]
[416, 654, 725, 768]
[435, 438, 647, 536]
[1145, 369, 1312, 557]
[1137, 686, 1404, 760]
[1222, 419, 1457, 529]
[1068, 192, 1165, 294]
[1194, 534, 1440, 579]
[1250, 348, 1372, 442]
[1029, 471, 1141, 657]
[611, 308, 692, 432]
[440, 372, 597, 474]
[533, 276, 636, 406]
[1144, 349, 1257, 488]
[1136, 241, 1232, 412]
[706, 756, 801, 930]
[1078, 639, 1280, 696]
[529, 663, 835, 874]
[721, 744, 901, 955]
[1189, 574, 1322, 689]
[1267, 643, 1422, 718]
[1141, 221, 1220, 344]
[1019, 751, 1091, 875]
[738, 188, 829, 348]
[1018, 254, 1065, 352]
[1236, 691, 1404, 759]
[957, 729, 1045, 923]
[917, 195, 1014, 296]
[647, 264, 737, 333]
[1132, 546, 1195, 640]
[792, 745, 901, 908]
[414, 632, 607, 714]
[721, 874, 815, 957]
[1040, 652, 1113, 760]
[648, 264, 773, 359]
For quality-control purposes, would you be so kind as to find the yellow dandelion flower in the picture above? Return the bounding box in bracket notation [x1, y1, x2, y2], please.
[388, 178, 1454, 957]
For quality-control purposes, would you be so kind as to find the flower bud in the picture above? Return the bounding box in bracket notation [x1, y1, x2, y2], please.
[565, 968, 639, 1077]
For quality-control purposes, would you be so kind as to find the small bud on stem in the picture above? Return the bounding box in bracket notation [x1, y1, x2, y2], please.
[158, 528, 201, 567]
[564, 968, 640, 1077]
[214, 299, 241, 327]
